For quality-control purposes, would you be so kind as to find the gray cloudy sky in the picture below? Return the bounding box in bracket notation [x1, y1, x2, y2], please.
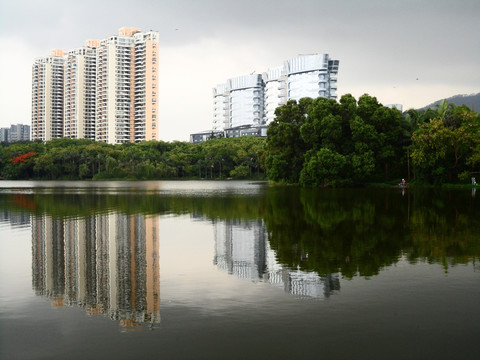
[0, 0, 478, 141]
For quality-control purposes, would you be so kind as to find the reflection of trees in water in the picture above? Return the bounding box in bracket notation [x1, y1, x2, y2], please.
[264, 187, 480, 278]
[406, 189, 480, 269]
[263, 187, 410, 278]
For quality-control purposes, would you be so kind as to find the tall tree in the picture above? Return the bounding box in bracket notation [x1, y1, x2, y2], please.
[410, 104, 480, 183]
[265, 98, 311, 183]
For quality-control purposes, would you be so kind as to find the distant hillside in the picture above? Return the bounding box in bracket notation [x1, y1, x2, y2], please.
[418, 92, 480, 112]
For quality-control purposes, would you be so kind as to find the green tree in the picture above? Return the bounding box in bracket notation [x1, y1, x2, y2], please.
[300, 148, 349, 186]
[410, 104, 480, 183]
[230, 164, 249, 178]
[265, 98, 311, 183]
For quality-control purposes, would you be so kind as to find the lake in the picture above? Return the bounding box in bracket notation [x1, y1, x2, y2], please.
[0, 180, 479, 359]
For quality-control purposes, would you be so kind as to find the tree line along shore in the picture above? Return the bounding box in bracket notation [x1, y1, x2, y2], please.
[1, 93, 479, 186]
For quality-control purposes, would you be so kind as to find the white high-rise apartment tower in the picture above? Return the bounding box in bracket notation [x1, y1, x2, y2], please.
[96, 28, 158, 144]
[264, 54, 339, 125]
[212, 84, 228, 131]
[133, 30, 159, 143]
[31, 49, 65, 141]
[263, 65, 285, 124]
[64, 40, 98, 140]
[213, 74, 265, 130]
[212, 53, 339, 130]
[31, 28, 159, 144]
[228, 74, 265, 129]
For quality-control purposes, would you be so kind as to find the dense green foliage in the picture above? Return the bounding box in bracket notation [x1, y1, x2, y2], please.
[266, 94, 407, 186]
[409, 101, 480, 183]
[0, 137, 266, 180]
[2, 93, 478, 185]
[265, 94, 480, 186]
[263, 187, 480, 277]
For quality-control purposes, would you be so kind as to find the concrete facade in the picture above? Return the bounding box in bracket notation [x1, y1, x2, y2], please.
[212, 53, 340, 131]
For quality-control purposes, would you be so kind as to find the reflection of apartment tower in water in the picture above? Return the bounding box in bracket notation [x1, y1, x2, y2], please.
[31, 50, 65, 141]
[96, 28, 159, 144]
[0, 210, 31, 228]
[64, 41, 99, 140]
[106, 214, 160, 327]
[214, 220, 267, 280]
[214, 219, 340, 299]
[31, 216, 65, 306]
[32, 213, 160, 329]
[282, 271, 340, 299]
[63, 216, 98, 309]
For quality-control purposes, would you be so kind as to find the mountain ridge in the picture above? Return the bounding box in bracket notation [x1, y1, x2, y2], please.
[417, 92, 480, 112]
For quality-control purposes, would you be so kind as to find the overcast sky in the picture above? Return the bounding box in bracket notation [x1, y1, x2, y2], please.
[0, 0, 478, 141]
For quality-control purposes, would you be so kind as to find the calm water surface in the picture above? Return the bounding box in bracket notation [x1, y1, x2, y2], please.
[0, 181, 479, 359]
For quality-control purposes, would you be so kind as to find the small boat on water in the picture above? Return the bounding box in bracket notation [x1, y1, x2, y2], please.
[397, 179, 407, 188]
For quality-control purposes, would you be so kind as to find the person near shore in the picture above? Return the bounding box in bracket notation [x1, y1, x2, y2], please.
[472, 177, 476, 186]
